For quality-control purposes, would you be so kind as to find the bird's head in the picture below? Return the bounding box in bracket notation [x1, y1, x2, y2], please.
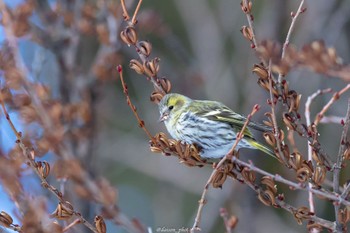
[158, 93, 191, 122]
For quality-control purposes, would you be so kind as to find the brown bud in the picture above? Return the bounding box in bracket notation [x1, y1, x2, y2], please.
[129, 59, 144, 74]
[252, 64, 269, 80]
[120, 26, 138, 45]
[138, 41, 152, 57]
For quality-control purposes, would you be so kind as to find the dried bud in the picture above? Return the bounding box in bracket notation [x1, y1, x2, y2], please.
[282, 113, 296, 130]
[312, 165, 326, 187]
[289, 152, 303, 170]
[120, 26, 138, 45]
[258, 190, 275, 206]
[51, 201, 74, 220]
[95, 216, 107, 233]
[0, 211, 13, 227]
[37, 161, 51, 179]
[150, 91, 164, 104]
[138, 41, 152, 57]
[241, 26, 253, 41]
[263, 132, 276, 146]
[261, 176, 277, 194]
[143, 58, 160, 77]
[159, 78, 172, 93]
[294, 206, 312, 225]
[252, 64, 269, 80]
[241, 167, 256, 183]
[129, 59, 144, 74]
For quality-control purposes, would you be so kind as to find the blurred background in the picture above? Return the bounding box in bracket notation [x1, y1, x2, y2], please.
[1, 0, 350, 232]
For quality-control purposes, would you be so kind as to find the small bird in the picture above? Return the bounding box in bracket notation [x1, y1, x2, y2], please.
[158, 93, 275, 159]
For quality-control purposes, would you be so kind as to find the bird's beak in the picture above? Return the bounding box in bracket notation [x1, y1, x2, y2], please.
[159, 112, 169, 122]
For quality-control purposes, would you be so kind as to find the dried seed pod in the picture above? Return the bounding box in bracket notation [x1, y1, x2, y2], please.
[51, 201, 74, 220]
[241, 26, 253, 41]
[0, 211, 13, 227]
[296, 162, 313, 183]
[138, 41, 152, 57]
[159, 78, 172, 94]
[261, 176, 277, 194]
[120, 26, 138, 45]
[129, 59, 144, 74]
[37, 161, 51, 179]
[252, 64, 269, 80]
[258, 190, 275, 206]
[312, 165, 326, 187]
[241, 167, 256, 183]
[289, 152, 303, 170]
[150, 91, 164, 104]
[143, 58, 160, 77]
[95, 216, 107, 233]
[294, 206, 312, 225]
[282, 113, 296, 130]
[212, 171, 227, 188]
[263, 132, 276, 146]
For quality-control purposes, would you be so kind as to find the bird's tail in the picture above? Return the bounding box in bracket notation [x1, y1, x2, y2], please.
[248, 139, 276, 159]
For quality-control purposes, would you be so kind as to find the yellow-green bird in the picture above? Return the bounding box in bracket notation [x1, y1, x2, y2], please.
[158, 93, 275, 159]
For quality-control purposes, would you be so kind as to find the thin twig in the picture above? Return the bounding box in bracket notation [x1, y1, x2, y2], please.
[230, 157, 350, 206]
[333, 99, 350, 232]
[131, 0, 143, 25]
[278, 0, 306, 83]
[120, 0, 130, 21]
[117, 65, 156, 143]
[234, 168, 335, 231]
[190, 104, 260, 232]
[314, 84, 350, 126]
[305, 88, 332, 216]
[267, 59, 287, 164]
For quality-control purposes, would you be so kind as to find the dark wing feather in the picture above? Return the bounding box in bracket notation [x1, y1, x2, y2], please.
[194, 100, 271, 138]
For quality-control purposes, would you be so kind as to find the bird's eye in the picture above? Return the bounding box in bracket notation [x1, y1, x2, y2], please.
[168, 105, 174, 110]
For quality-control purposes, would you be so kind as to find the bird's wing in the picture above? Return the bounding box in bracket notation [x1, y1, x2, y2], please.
[194, 101, 271, 138]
